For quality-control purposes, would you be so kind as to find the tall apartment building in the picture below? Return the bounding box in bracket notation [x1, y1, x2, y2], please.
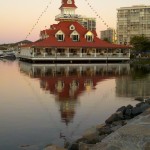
[78, 17, 96, 31]
[117, 5, 150, 45]
[100, 28, 116, 43]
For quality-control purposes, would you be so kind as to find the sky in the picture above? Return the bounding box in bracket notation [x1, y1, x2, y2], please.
[0, 0, 149, 44]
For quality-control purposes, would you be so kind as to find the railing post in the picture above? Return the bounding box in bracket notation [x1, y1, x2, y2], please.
[67, 48, 70, 57]
[80, 48, 82, 57]
[94, 48, 96, 57]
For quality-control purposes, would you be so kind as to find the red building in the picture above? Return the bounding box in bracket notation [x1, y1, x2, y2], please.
[20, 0, 130, 63]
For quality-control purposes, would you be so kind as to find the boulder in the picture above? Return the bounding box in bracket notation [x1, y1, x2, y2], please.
[145, 98, 150, 104]
[126, 104, 133, 109]
[116, 106, 126, 114]
[98, 125, 112, 135]
[135, 97, 144, 101]
[111, 124, 122, 132]
[136, 102, 145, 107]
[105, 111, 123, 124]
[69, 143, 79, 150]
[124, 108, 132, 117]
[131, 107, 142, 116]
[82, 127, 99, 144]
[140, 103, 150, 112]
[79, 143, 93, 150]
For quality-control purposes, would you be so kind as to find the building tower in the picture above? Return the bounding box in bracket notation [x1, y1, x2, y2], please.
[55, 0, 78, 21]
[55, 0, 96, 31]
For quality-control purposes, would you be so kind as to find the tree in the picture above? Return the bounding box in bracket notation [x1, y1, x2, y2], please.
[103, 38, 111, 43]
[130, 35, 150, 53]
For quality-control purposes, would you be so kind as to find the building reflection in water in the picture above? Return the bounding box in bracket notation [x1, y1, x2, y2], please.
[19, 63, 130, 125]
[116, 66, 150, 98]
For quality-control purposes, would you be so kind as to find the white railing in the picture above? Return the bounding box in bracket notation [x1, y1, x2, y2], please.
[21, 53, 130, 59]
[55, 14, 80, 20]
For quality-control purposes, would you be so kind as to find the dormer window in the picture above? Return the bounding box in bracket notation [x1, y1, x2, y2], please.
[57, 34, 64, 41]
[86, 35, 93, 42]
[72, 35, 79, 41]
[85, 31, 94, 42]
[70, 30, 79, 42]
[55, 30, 65, 41]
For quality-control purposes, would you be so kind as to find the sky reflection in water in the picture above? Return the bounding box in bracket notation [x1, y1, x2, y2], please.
[1, 60, 148, 149]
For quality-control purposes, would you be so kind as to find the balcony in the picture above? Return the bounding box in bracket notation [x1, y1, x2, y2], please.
[55, 14, 81, 21]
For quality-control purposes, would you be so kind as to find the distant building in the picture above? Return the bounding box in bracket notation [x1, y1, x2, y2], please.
[100, 28, 116, 43]
[78, 17, 96, 31]
[117, 5, 150, 45]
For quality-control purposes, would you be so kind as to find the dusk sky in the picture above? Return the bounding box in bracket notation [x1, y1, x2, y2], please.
[0, 0, 149, 44]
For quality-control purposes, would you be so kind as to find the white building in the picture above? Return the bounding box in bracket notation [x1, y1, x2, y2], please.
[117, 5, 150, 45]
[100, 28, 116, 43]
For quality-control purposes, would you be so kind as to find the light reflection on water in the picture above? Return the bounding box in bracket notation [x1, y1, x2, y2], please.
[0, 60, 149, 149]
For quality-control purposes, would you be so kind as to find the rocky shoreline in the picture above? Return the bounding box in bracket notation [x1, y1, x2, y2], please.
[44, 97, 150, 150]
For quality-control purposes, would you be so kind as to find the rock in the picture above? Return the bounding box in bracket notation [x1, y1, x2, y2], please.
[145, 98, 150, 104]
[131, 107, 142, 116]
[105, 111, 123, 124]
[135, 97, 144, 101]
[79, 143, 93, 150]
[124, 108, 132, 117]
[76, 137, 87, 144]
[140, 103, 150, 112]
[136, 102, 145, 107]
[105, 113, 116, 124]
[44, 145, 67, 150]
[126, 104, 133, 109]
[112, 120, 127, 126]
[82, 128, 99, 144]
[69, 143, 79, 150]
[116, 106, 126, 114]
[98, 125, 112, 135]
[95, 124, 105, 131]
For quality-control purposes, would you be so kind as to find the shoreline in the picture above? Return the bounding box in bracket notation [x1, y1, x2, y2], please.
[44, 97, 150, 150]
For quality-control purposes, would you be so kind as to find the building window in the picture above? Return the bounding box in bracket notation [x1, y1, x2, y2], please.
[70, 25, 75, 30]
[57, 34, 64, 41]
[86, 35, 93, 42]
[72, 35, 79, 41]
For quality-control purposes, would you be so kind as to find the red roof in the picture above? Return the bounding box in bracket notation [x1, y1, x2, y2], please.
[24, 21, 129, 49]
[60, 0, 77, 9]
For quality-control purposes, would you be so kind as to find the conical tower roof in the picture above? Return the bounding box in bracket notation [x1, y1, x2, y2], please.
[60, 0, 77, 9]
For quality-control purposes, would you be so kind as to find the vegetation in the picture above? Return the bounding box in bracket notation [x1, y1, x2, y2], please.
[103, 38, 111, 43]
[130, 35, 150, 53]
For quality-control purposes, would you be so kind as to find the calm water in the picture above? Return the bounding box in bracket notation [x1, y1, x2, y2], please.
[0, 60, 150, 149]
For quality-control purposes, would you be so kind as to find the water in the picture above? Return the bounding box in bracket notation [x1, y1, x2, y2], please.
[0, 60, 150, 149]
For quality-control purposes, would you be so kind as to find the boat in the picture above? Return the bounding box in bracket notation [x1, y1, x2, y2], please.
[1, 50, 16, 60]
[0, 50, 4, 58]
